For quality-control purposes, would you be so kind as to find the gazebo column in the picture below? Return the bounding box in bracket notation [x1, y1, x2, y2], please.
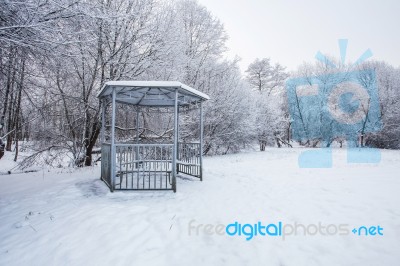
[176, 105, 180, 174]
[100, 99, 106, 143]
[135, 107, 140, 167]
[100, 99, 106, 182]
[199, 101, 203, 181]
[172, 89, 179, 192]
[110, 89, 116, 192]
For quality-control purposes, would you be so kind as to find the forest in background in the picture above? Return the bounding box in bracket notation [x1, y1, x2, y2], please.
[1, 0, 399, 167]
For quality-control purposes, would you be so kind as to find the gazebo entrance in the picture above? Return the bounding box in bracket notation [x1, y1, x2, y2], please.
[97, 81, 209, 192]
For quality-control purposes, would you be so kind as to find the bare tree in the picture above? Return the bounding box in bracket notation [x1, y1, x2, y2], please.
[245, 58, 288, 94]
[245, 58, 288, 150]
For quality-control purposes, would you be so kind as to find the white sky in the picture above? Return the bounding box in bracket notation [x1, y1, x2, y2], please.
[197, 0, 400, 73]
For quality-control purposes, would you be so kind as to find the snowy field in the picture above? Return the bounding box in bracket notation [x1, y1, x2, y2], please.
[1, 148, 400, 266]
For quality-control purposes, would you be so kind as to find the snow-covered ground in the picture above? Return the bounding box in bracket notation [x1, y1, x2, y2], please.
[1, 148, 400, 266]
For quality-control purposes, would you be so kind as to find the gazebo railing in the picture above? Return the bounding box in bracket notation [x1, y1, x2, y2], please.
[114, 143, 173, 190]
[100, 143, 112, 188]
[177, 142, 201, 179]
[101, 143, 173, 191]
[101, 142, 202, 191]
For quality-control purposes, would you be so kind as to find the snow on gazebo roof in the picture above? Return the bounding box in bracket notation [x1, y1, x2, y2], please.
[97, 81, 210, 106]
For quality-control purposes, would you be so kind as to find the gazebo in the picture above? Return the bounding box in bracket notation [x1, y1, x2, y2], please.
[97, 81, 209, 192]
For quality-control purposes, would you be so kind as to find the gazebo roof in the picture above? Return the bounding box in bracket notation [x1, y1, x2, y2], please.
[97, 81, 210, 106]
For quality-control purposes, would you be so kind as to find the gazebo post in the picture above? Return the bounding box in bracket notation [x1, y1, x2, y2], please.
[176, 105, 180, 175]
[135, 107, 140, 167]
[100, 99, 105, 143]
[199, 101, 203, 181]
[172, 89, 179, 192]
[110, 89, 116, 192]
[100, 100, 105, 181]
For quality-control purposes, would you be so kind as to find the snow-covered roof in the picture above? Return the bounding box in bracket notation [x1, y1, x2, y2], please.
[97, 81, 210, 106]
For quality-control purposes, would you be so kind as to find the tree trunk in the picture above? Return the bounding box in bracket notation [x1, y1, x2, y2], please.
[0, 139, 4, 159]
[203, 143, 212, 155]
[276, 138, 281, 148]
[13, 57, 25, 162]
[259, 140, 266, 151]
[84, 121, 101, 166]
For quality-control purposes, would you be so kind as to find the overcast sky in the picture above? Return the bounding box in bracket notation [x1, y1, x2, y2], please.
[197, 0, 400, 73]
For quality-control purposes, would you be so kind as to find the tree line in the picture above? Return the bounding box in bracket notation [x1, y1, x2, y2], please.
[1, 0, 399, 167]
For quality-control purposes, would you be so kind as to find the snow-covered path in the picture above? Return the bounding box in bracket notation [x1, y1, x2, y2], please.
[1, 148, 400, 266]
